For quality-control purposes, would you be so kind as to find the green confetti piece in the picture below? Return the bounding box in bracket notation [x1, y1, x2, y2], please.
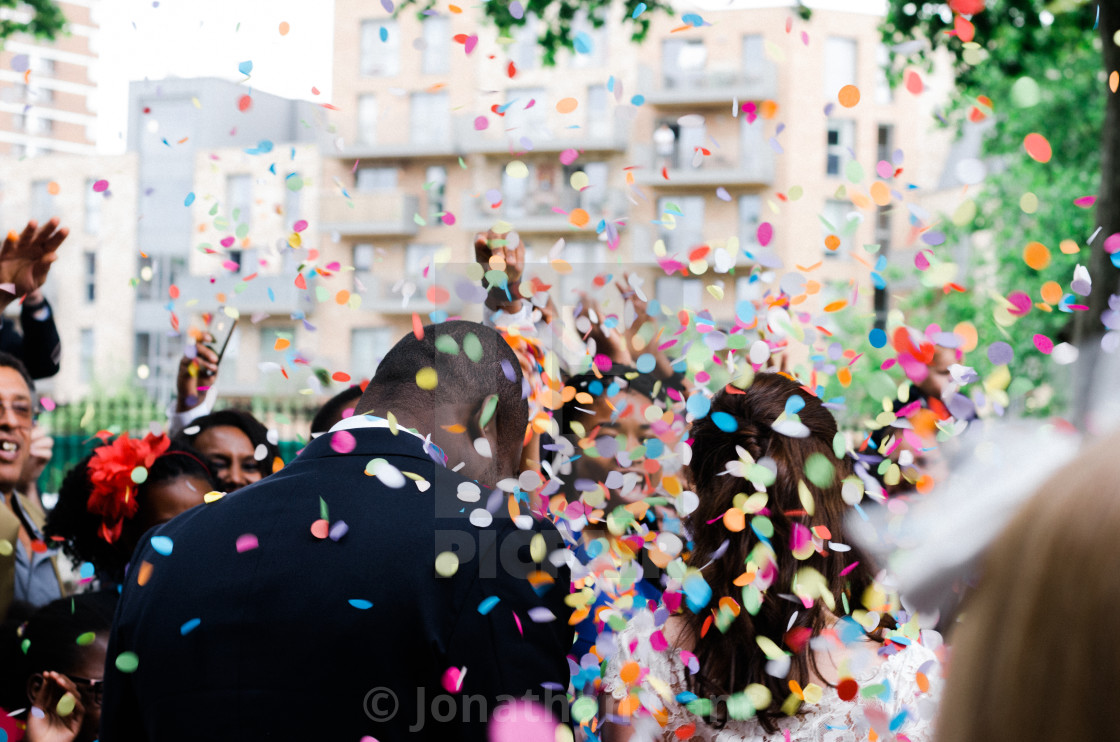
[57, 691, 76, 717]
[571, 696, 598, 723]
[751, 515, 774, 539]
[319, 497, 329, 522]
[76, 631, 96, 646]
[463, 333, 483, 362]
[832, 432, 846, 459]
[115, 651, 140, 673]
[805, 453, 835, 488]
[479, 394, 498, 428]
[435, 335, 459, 355]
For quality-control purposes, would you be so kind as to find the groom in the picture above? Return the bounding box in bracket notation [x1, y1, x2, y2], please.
[101, 321, 573, 741]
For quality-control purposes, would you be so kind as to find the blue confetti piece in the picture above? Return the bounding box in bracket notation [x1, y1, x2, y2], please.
[180, 618, 201, 635]
[869, 328, 887, 348]
[478, 596, 501, 615]
[889, 710, 909, 733]
[379, 25, 388, 42]
[635, 353, 656, 374]
[632, 2, 647, 19]
[150, 535, 174, 556]
[683, 573, 712, 612]
[711, 411, 738, 432]
[686, 392, 711, 419]
[574, 31, 592, 54]
[268, 287, 275, 302]
[79, 562, 95, 580]
[630, 94, 645, 106]
[1112, 251, 1120, 269]
[238, 60, 253, 76]
[784, 395, 805, 415]
[349, 599, 373, 610]
[184, 192, 195, 207]
[607, 75, 615, 92]
[871, 272, 886, 290]
[681, 12, 706, 27]
[735, 300, 755, 324]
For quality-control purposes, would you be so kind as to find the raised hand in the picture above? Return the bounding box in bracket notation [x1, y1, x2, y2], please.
[0, 219, 68, 300]
[176, 331, 219, 413]
[25, 671, 85, 742]
[474, 230, 525, 313]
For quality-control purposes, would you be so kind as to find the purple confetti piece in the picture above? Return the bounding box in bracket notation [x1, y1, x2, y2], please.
[500, 359, 516, 382]
[329, 520, 349, 541]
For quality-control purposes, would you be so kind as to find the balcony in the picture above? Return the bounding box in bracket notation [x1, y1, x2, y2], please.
[628, 143, 774, 188]
[335, 134, 459, 160]
[457, 188, 630, 234]
[320, 193, 420, 237]
[174, 272, 307, 316]
[638, 63, 778, 107]
[455, 115, 631, 155]
[355, 275, 466, 316]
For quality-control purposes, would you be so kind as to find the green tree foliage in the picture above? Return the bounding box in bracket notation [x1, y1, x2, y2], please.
[0, 0, 66, 42]
[396, 0, 674, 66]
[881, 1, 1103, 412]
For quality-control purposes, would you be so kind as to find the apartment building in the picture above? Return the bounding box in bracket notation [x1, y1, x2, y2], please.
[0, 0, 98, 156]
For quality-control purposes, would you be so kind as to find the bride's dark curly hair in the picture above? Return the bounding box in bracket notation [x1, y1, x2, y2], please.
[681, 373, 881, 732]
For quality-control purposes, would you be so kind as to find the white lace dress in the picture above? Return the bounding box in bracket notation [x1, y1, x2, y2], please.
[602, 611, 942, 742]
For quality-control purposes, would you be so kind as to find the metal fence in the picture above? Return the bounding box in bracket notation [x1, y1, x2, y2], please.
[38, 393, 317, 494]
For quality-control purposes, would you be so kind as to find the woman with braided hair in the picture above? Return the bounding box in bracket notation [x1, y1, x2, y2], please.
[601, 373, 942, 741]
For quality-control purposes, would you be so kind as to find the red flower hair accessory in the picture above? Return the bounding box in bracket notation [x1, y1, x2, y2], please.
[86, 432, 171, 544]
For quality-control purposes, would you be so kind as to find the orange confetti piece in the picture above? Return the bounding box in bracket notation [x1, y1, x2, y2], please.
[137, 561, 153, 586]
[953, 14, 975, 43]
[555, 97, 578, 114]
[412, 312, 424, 340]
[837, 84, 860, 108]
[870, 181, 891, 206]
[332, 371, 351, 382]
[824, 300, 848, 312]
[722, 507, 746, 532]
[1111, 71, 1119, 93]
[1023, 241, 1051, 270]
[569, 208, 590, 228]
[619, 661, 641, 685]
[797, 261, 823, 272]
[837, 367, 852, 387]
[46, 181, 60, 195]
[440, 424, 467, 433]
[274, 338, 291, 351]
[449, 4, 462, 12]
[916, 671, 930, 693]
[1024, 133, 1052, 163]
[824, 234, 841, 251]
[279, 21, 290, 35]
[1040, 280, 1062, 304]
[335, 290, 350, 305]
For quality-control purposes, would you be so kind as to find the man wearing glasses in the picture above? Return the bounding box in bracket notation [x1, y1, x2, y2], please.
[0, 217, 69, 622]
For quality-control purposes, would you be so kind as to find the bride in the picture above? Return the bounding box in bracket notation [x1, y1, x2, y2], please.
[600, 373, 942, 741]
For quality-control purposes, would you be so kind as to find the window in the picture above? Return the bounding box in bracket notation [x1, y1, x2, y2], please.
[501, 162, 532, 217]
[83, 252, 96, 302]
[826, 119, 856, 176]
[134, 332, 152, 372]
[351, 327, 393, 378]
[259, 327, 291, 366]
[504, 87, 548, 140]
[284, 183, 302, 227]
[743, 35, 766, 80]
[662, 38, 707, 88]
[558, 241, 607, 304]
[656, 277, 704, 309]
[227, 174, 253, 229]
[426, 165, 447, 219]
[405, 244, 441, 277]
[29, 56, 55, 76]
[658, 196, 704, 254]
[877, 124, 894, 165]
[136, 255, 154, 301]
[875, 44, 893, 104]
[739, 195, 762, 250]
[508, 20, 538, 70]
[821, 200, 857, 257]
[568, 161, 608, 213]
[569, 10, 606, 69]
[85, 179, 102, 236]
[410, 92, 450, 144]
[30, 180, 52, 222]
[875, 205, 892, 251]
[353, 243, 375, 291]
[740, 115, 765, 172]
[824, 38, 857, 98]
[357, 94, 377, 145]
[587, 84, 609, 138]
[79, 329, 94, 384]
[421, 16, 451, 75]
[360, 20, 400, 76]
[355, 167, 397, 192]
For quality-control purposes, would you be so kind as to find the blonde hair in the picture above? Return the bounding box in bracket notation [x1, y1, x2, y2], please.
[937, 430, 1120, 742]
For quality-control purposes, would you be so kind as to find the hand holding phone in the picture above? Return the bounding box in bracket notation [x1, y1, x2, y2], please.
[176, 321, 236, 413]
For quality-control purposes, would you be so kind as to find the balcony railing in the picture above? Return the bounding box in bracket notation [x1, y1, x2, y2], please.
[638, 63, 778, 106]
[320, 193, 420, 237]
[628, 142, 774, 188]
[174, 270, 307, 316]
[454, 115, 631, 155]
[457, 188, 630, 234]
[353, 275, 466, 316]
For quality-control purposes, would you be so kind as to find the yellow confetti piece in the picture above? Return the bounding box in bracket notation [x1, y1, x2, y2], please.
[416, 367, 438, 390]
[435, 551, 459, 577]
[203, 491, 225, 504]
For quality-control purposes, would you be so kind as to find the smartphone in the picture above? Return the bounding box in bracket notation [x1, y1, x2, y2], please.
[201, 318, 238, 377]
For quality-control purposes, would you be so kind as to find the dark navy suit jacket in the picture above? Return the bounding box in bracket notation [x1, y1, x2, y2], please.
[101, 426, 573, 741]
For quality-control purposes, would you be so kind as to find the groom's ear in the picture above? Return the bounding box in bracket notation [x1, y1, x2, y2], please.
[469, 393, 515, 477]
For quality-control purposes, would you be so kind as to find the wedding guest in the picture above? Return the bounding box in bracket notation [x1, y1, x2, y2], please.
[46, 436, 215, 584]
[936, 429, 1120, 742]
[601, 373, 941, 741]
[101, 321, 572, 742]
[174, 409, 280, 492]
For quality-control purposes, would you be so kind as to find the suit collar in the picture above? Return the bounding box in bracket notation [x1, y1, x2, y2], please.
[297, 425, 439, 467]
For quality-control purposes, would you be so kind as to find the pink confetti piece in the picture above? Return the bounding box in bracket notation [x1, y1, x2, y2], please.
[559, 148, 579, 165]
[330, 430, 356, 454]
[293, 219, 308, 232]
[1033, 334, 1054, 354]
[757, 222, 773, 247]
[512, 611, 523, 636]
[235, 534, 259, 553]
[92, 179, 109, 192]
[839, 561, 860, 576]
[1074, 195, 1097, 208]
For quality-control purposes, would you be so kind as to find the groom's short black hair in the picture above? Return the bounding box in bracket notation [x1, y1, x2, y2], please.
[358, 321, 528, 462]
